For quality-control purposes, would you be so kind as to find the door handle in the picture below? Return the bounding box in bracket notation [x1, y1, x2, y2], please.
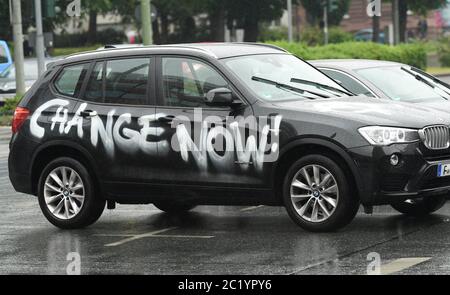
[158, 115, 175, 124]
[80, 110, 98, 118]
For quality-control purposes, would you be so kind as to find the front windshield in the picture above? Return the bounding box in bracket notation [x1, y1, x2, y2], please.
[356, 66, 446, 101]
[221, 54, 348, 101]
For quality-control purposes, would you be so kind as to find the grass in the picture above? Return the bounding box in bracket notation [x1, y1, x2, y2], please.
[0, 115, 12, 126]
[52, 44, 102, 57]
[427, 67, 450, 76]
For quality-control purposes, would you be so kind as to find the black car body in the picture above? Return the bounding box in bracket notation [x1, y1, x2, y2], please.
[8, 44, 450, 232]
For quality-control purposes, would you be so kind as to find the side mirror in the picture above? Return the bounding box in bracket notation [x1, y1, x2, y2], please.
[204, 87, 235, 106]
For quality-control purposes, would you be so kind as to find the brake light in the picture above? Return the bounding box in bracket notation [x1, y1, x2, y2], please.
[12, 107, 30, 134]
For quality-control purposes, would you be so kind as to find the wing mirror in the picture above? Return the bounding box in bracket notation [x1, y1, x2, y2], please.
[204, 87, 240, 107]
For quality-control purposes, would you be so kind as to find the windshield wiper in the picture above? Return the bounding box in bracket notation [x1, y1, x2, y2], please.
[410, 67, 450, 95]
[401, 66, 450, 100]
[401, 67, 436, 88]
[290, 78, 354, 96]
[251, 76, 330, 99]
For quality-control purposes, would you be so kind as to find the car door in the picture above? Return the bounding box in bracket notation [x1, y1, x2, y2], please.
[154, 55, 268, 188]
[75, 56, 160, 191]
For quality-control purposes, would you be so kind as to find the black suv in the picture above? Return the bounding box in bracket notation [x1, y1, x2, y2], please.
[8, 43, 450, 232]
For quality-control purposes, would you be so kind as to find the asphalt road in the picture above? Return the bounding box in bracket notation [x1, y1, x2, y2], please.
[2, 127, 450, 275]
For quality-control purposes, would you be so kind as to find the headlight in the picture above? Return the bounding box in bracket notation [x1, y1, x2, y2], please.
[358, 126, 420, 145]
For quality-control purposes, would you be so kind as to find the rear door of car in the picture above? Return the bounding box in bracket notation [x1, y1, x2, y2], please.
[75, 56, 159, 191]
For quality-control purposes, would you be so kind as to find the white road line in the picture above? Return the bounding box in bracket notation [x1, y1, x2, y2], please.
[240, 205, 265, 212]
[104, 227, 177, 246]
[100, 227, 215, 247]
[379, 257, 431, 275]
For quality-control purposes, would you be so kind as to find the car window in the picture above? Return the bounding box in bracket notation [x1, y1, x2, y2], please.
[321, 69, 375, 97]
[161, 57, 228, 107]
[104, 58, 150, 105]
[54, 63, 89, 97]
[84, 62, 104, 102]
[0, 45, 8, 64]
[356, 66, 444, 101]
[222, 54, 347, 101]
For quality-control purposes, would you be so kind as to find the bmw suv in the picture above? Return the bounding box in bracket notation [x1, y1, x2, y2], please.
[8, 43, 450, 232]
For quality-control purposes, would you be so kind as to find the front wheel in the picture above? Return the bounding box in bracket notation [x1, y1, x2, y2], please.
[283, 155, 359, 232]
[38, 157, 105, 229]
[391, 196, 447, 216]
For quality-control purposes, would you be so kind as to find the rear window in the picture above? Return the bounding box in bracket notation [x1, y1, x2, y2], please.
[105, 58, 150, 105]
[54, 63, 89, 97]
[83, 58, 151, 105]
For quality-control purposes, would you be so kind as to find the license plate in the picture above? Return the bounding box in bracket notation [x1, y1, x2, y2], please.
[437, 163, 450, 177]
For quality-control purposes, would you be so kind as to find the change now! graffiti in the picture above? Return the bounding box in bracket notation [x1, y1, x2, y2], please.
[29, 99, 282, 172]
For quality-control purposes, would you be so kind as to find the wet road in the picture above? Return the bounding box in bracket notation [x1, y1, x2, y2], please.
[2, 127, 450, 275]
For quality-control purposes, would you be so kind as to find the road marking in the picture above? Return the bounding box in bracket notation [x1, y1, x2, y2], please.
[97, 227, 214, 247]
[379, 257, 431, 275]
[240, 205, 264, 212]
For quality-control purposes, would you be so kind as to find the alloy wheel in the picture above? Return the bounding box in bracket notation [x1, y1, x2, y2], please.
[44, 166, 85, 220]
[290, 164, 339, 222]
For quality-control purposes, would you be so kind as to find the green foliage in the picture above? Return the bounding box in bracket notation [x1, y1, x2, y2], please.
[270, 41, 427, 69]
[407, 0, 447, 16]
[258, 26, 288, 42]
[0, 95, 22, 115]
[438, 37, 450, 67]
[54, 29, 126, 48]
[53, 44, 101, 56]
[300, 0, 351, 26]
[301, 26, 352, 46]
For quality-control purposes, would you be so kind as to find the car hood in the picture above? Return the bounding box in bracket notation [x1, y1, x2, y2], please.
[412, 99, 450, 113]
[271, 95, 450, 129]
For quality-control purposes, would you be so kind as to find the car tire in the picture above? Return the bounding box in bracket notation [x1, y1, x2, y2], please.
[153, 201, 196, 214]
[283, 154, 359, 232]
[38, 157, 105, 229]
[391, 196, 447, 216]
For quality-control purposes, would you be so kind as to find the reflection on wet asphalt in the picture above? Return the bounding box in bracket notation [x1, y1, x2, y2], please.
[1, 127, 450, 274]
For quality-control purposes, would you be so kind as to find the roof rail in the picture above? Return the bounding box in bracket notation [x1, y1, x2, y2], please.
[231, 42, 288, 53]
[160, 44, 218, 58]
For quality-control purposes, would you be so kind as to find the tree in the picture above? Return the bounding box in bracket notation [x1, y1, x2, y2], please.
[395, 0, 447, 42]
[206, 0, 225, 42]
[300, 0, 350, 26]
[226, 0, 285, 42]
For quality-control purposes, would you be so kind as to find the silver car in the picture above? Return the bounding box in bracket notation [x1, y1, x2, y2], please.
[311, 59, 450, 108]
[0, 58, 60, 101]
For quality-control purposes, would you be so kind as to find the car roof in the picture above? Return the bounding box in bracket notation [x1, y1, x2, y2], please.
[310, 59, 403, 71]
[54, 43, 288, 66]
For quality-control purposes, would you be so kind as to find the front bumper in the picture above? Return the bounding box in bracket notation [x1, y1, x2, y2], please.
[349, 142, 450, 205]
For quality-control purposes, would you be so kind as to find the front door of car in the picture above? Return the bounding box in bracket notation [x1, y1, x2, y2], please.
[76, 57, 160, 188]
[154, 56, 274, 188]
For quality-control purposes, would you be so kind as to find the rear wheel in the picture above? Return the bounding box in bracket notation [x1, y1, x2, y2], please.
[391, 196, 447, 216]
[38, 157, 105, 229]
[153, 201, 196, 214]
[283, 155, 359, 232]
